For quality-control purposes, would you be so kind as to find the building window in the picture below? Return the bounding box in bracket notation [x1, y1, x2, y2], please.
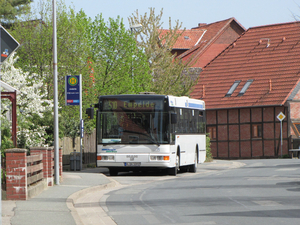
[225, 80, 241, 97]
[252, 124, 262, 138]
[207, 126, 217, 140]
[238, 79, 254, 96]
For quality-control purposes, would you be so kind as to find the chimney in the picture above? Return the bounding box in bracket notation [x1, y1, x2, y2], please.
[259, 38, 270, 48]
[269, 79, 272, 92]
[198, 23, 207, 27]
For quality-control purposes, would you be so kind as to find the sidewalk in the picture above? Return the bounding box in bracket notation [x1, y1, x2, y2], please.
[2, 160, 244, 225]
[2, 168, 115, 225]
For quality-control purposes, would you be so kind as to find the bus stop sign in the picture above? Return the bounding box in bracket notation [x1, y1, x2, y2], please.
[0, 25, 20, 63]
[65, 75, 81, 105]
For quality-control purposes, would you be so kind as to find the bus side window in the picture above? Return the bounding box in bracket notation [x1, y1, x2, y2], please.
[191, 110, 196, 133]
[171, 113, 177, 124]
[198, 111, 205, 134]
[174, 108, 180, 133]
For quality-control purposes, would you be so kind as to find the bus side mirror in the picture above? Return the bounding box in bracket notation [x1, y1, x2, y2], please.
[171, 113, 177, 124]
[86, 107, 94, 119]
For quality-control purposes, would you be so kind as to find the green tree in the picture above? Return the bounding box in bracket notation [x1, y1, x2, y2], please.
[10, 0, 151, 142]
[11, 0, 93, 141]
[12, 1, 91, 100]
[0, 0, 32, 27]
[128, 8, 195, 96]
[87, 15, 151, 95]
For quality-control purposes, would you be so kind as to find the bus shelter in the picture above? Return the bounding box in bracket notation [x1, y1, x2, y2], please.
[1, 81, 20, 147]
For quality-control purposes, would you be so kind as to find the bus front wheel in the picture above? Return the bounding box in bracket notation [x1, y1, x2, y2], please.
[109, 168, 118, 176]
[169, 153, 179, 176]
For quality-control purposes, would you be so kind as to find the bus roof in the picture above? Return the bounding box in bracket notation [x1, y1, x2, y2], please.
[168, 96, 205, 110]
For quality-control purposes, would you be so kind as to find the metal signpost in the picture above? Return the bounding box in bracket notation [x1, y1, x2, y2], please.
[277, 112, 286, 157]
[0, 25, 20, 225]
[65, 75, 83, 170]
[53, 0, 60, 186]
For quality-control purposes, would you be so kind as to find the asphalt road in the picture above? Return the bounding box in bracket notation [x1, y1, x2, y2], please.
[100, 159, 300, 225]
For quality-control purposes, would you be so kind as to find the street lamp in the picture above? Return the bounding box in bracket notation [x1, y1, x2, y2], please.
[130, 24, 143, 33]
[130, 24, 142, 83]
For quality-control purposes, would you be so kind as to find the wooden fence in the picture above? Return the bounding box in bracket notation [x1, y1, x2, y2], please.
[27, 154, 44, 187]
[59, 129, 96, 166]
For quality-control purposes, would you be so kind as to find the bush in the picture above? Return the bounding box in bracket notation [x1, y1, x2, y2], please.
[205, 135, 213, 162]
[1, 126, 14, 186]
[1, 126, 14, 157]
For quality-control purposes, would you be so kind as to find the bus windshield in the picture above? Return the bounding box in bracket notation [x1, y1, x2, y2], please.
[98, 98, 169, 145]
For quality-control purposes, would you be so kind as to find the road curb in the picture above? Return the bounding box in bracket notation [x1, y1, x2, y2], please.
[66, 175, 119, 225]
[205, 160, 246, 169]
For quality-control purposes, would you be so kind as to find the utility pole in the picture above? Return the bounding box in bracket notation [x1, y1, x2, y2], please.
[53, 0, 59, 185]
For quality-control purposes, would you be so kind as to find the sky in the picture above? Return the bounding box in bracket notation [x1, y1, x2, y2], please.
[56, 0, 300, 29]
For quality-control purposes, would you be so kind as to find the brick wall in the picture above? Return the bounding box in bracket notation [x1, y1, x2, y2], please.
[207, 106, 289, 159]
[5, 149, 28, 200]
[5, 147, 63, 200]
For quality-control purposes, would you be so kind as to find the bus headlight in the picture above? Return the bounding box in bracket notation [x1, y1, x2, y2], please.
[150, 155, 169, 161]
[157, 156, 163, 160]
[150, 156, 157, 160]
[97, 155, 115, 161]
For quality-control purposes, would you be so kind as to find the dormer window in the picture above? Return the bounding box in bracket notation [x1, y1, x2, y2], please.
[225, 80, 241, 97]
[238, 79, 254, 96]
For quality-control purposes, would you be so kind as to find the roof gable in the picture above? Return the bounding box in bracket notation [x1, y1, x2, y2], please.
[190, 21, 300, 109]
[159, 29, 206, 50]
[160, 18, 245, 53]
[180, 18, 245, 67]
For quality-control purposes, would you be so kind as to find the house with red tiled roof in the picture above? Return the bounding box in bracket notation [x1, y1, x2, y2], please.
[161, 18, 245, 68]
[160, 29, 206, 56]
[190, 21, 300, 159]
[181, 18, 245, 68]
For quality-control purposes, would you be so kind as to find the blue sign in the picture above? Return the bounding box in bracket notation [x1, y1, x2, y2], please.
[65, 75, 80, 105]
[1, 25, 20, 63]
[80, 119, 84, 138]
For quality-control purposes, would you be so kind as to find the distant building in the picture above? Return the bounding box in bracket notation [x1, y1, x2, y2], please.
[160, 18, 246, 81]
[161, 18, 245, 66]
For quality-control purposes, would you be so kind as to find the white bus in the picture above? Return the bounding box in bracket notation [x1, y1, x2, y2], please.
[87, 94, 206, 176]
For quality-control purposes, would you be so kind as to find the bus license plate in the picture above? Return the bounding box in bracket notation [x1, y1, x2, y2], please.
[124, 162, 141, 167]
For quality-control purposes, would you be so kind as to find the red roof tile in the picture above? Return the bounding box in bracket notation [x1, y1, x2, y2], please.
[160, 29, 206, 49]
[180, 18, 245, 67]
[190, 21, 300, 110]
[160, 18, 245, 52]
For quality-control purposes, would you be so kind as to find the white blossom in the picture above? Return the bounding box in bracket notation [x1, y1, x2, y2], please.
[1, 53, 53, 147]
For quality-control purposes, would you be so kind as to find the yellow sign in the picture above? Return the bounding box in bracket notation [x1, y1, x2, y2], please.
[277, 112, 285, 121]
[68, 76, 78, 86]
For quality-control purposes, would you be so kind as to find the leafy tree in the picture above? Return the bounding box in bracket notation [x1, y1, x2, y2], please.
[12, 1, 91, 99]
[128, 8, 195, 96]
[11, 0, 93, 139]
[10, 0, 151, 142]
[0, 0, 32, 27]
[87, 15, 151, 95]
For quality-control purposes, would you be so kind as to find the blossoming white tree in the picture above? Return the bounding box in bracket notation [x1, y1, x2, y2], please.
[1, 53, 53, 148]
